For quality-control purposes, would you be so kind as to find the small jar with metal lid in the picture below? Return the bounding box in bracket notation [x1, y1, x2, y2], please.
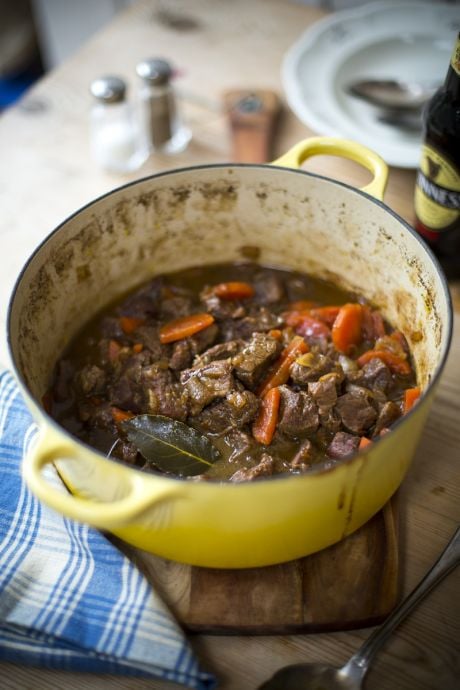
[89, 75, 149, 173]
[136, 58, 191, 154]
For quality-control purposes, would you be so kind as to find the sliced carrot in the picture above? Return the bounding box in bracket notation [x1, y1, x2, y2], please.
[119, 316, 146, 334]
[268, 329, 282, 340]
[212, 281, 254, 300]
[331, 303, 363, 354]
[404, 386, 421, 414]
[258, 335, 309, 397]
[252, 387, 281, 445]
[357, 350, 412, 376]
[359, 436, 372, 450]
[111, 407, 135, 424]
[280, 335, 309, 362]
[132, 343, 143, 353]
[160, 312, 215, 344]
[309, 306, 341, 327]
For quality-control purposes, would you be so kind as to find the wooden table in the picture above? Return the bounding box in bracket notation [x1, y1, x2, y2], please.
[0, 1, 458, 688]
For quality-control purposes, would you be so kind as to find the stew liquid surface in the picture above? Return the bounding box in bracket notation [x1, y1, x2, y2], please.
[49, 263, 419, 481]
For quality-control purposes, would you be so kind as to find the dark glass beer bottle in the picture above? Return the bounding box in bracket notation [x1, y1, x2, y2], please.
[414, 32, 460, 279]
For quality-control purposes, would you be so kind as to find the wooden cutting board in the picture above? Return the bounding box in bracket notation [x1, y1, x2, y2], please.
[125, 497, 399, 634]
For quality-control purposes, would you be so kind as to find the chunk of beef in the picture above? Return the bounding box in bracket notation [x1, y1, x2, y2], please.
[291, 439, 315, 469]
[232, 333, 282, 389]
[226, 390, 260, 426]
[308, 372, 341, 411]
[160, 293, 194, 320]
[192, 390, 259, 434]
[328, 431, 360, 459]
[143, 363, 189, 421]
[114, 440, 139, 465]
[169, 340, 193, 371]
[118, 278, 162, 318]
[345, 369, 365, 386]
[82, 400, 116, 432]
[230, 452, 275, 482]
[335, 391, 377, 434]
[135, 325, 165, 360]
[290, 352, 342, 385]
[224, 429, 256, 463]
[199, 288, 246, 320]
[108, 356, 149, 412]
[98, 338, 127, 369]
[180, 360, 235, 415]
[277, 386, 319, 438]
[109, 373, 144, 412]
[254, 272, 285, 304]
[221, 306, 283, 341]
[75, 364, 106, 395]
[361, 358, 392, 392]
[100, 316, 125, 340]
[345, 382, 387, 407]
[189, 323, 219, 354]
[373, 401, 401, 436]
[169, 325, 220, 371]
[318, 408, 342, 434]
[194, 339, 243, 366]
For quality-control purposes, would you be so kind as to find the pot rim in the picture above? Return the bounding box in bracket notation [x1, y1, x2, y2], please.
[7, 162, 454, 484]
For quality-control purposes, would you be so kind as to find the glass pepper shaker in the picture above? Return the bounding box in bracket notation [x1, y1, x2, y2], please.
[136, 58, 191, 154]
[89, 75, 148, 173]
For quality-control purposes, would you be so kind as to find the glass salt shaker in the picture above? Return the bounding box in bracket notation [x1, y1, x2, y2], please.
[89, 75, 149, 173]
[136, 58, 191, 154]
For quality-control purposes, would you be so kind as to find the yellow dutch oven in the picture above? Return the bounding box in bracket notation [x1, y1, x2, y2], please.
[9, 137, 452, 568]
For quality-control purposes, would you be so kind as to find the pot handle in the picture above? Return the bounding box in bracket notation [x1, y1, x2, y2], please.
[22, 428, 184, 530]
[272, 137, 388, 201]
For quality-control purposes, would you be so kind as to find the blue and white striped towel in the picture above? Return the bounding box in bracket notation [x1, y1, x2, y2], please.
[0, 370, 216, 688]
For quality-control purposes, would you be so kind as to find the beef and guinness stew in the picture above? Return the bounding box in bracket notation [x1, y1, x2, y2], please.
[48, 263, 421, 481]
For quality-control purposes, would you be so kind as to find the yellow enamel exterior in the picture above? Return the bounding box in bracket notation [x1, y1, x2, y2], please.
[12, 137, 452, 568]
[272, 136, 389, 201]
[22, 384, 435, 568]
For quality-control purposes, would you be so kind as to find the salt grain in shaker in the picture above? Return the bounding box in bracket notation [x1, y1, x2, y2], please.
[136, 58, 191, 154]
[89, 76, 148, 173]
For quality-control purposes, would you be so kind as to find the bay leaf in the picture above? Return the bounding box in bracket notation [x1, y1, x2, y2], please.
[121, 414, 220, 476]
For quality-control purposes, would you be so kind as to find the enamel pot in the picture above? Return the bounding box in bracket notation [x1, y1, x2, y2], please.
[8, 138, 452, 568]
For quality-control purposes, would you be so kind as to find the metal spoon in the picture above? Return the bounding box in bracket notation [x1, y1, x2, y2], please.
[346, 78, 439, 112]
[376, 108, 423, 133]
[258, 526, 460, 690]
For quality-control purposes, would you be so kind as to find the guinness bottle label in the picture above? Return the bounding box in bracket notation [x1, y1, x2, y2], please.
[451, 34, 460, 76]
[414, 144, 460, 232]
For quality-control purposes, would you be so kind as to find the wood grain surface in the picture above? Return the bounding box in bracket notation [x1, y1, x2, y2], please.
[124, 500, 399, 635]
[0, 1, 459, 689]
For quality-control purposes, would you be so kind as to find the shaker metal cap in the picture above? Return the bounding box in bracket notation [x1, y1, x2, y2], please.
[136, 58, 172, 85]
[90, 76, 126, 103]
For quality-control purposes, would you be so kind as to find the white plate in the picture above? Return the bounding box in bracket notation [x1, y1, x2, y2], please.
[282, 0, 460, 168]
